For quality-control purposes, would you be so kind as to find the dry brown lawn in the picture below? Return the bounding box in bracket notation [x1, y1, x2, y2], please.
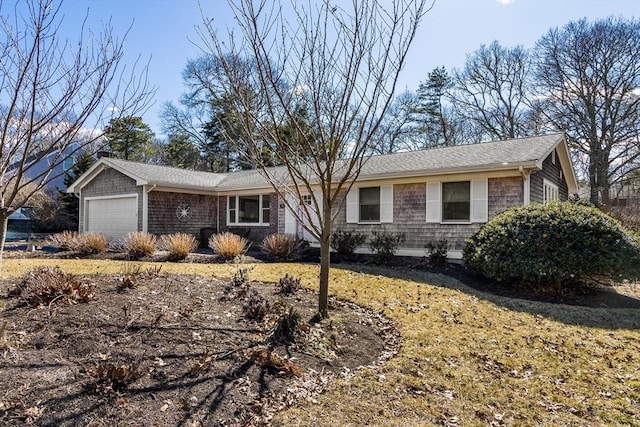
[2, 257, 639, 426]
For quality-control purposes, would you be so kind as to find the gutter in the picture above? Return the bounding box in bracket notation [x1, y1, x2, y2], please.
[519, 166, 531, 205]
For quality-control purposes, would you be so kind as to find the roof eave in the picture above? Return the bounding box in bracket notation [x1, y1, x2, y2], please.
[150, 184, 221, 195]
[355, 162, 540, 182]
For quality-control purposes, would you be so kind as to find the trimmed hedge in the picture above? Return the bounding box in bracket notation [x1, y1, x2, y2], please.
[463, 201, 640, 290]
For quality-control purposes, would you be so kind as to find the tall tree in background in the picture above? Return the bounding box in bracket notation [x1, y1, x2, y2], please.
[534, 17, 640, 206]
[374, 91, 419, 154]
[201, 0, 430, 317]
[413, 66, 457, 147]
[161, 54, 262, 171]
[0, 0, 152, 272]
[164, 133, 202, 169]
[104, 116, 155, 161]
[449, 41, 533, 141]
[58, 152, 95, 228]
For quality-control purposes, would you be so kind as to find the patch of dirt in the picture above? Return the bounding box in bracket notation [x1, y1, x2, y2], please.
[0, 271, 397, 426]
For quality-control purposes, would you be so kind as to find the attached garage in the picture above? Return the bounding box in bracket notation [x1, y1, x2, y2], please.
[85, 195, 138, 239]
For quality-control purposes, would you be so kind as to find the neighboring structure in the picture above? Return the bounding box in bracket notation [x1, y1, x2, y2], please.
[67, 133, 578, 258]
[8, 142, 84, 193]
[7, 208, 33, 239]
[609, 181, 640, 211]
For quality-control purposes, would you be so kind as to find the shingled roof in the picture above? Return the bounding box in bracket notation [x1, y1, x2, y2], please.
[357, 133, 564, 180]
[104, 158, 227, 189]
[215, 133, 568, 190]
[69, 133, 573, 193]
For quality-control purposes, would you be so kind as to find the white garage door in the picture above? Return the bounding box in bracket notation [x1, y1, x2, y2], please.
[86, 196, 138, 239]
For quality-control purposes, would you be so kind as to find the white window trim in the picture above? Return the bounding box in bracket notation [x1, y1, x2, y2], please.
[543, 179, 559, 203]
[346, 185, 393, 224]
[227, 194, 271, 226]
[426, 179, 488, 224]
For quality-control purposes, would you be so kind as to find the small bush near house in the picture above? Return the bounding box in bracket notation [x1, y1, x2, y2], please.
[120, 231, 157, 260]
[46, 230, 79, 251]
[425, 239, 449, 267]
[463, 201, 640, 292]
[158, 233, 198, 261]
[369, 228, 406, 264]
[8, 266, 95, 306]
[208, 232, 249, 260]
[260, 233, 301, 260]
[75, 232, 109, 255]
[275, 274, 301, 295]
[330, 229, 367, 260]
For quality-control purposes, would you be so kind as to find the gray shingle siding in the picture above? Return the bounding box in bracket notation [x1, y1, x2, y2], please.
[80, 168, 143, 232]
[489, 177, 523, 217]
[330, 178, 524, 251]
[530, 150, 569, 203]
[147, 191, 218, 239]
[72, 134, 576, 257]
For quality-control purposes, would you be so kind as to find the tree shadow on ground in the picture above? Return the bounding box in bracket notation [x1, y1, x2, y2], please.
[332, 260, 640, 330]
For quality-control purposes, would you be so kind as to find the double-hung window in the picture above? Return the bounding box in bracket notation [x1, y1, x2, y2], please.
[228, 194, 270, 225]
[442, 181, 471, 222]
[346, 185, 393, 224]
[543, 179, 559, 203]
[427, 179, 487, 223]
[359, 187, 380, 222]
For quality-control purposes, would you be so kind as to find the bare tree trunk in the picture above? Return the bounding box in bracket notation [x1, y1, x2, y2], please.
[599, 151, 612, 208]
[319, 232, 330, 318]
[589, 149, 599, 205]
[0, 209, 8, 276]
[318, 202, 332, 318]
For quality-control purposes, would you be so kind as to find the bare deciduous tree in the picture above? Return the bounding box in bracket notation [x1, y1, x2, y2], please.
[533, 17, 640, 206]
[200, 0, 430, 317]
[449, 41, 533, 141]
[0, 0, 153, 272]
[373, 90, 419, 154]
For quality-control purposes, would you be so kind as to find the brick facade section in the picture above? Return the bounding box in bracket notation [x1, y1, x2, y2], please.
[80, 168, 143, 232]
[147, 191, 218, 241]
[531, 150, 570, 202]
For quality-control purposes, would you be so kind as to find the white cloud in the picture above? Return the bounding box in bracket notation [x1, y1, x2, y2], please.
[496, 0, 514, 4]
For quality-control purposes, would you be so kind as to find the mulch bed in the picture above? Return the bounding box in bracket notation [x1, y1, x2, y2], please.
[0, 268, 398, 426]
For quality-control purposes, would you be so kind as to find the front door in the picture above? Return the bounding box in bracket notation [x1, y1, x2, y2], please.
[284, 192, 321, 243]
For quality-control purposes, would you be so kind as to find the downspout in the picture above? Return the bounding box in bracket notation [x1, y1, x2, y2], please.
[143, 185, 156, 233]
[74, 190, 82, 232]
[217, 195, 220, 233]
[519, 166, 531, 205]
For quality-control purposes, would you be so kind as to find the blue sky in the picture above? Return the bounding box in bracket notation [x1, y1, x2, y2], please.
[51, 0, 640, 136]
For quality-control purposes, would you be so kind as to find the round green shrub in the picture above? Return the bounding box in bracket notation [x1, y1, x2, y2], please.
[463, 201, 640, 290]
